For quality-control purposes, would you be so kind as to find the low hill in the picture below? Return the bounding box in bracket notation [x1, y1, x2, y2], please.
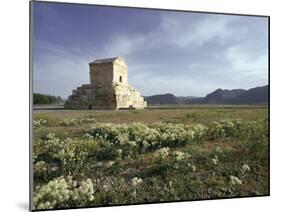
[202, 89, 246, 104]
[145, 93, 180, 105]
[232, 85, 268, 104]
[145, 85, 268, 105]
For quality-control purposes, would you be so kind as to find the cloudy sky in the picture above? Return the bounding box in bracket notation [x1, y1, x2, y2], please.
[32, 2, 268, 98]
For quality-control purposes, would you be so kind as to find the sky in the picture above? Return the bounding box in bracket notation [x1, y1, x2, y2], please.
[32, 2, 268, 98]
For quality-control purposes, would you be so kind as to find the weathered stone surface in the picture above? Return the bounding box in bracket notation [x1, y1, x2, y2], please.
[65, 57, 147, 110]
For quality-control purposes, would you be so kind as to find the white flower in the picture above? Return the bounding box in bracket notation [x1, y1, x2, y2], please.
[191, 165, 196, 172]
[212, 155, 219, 165]
[83, 133, 93, 139]
[106, 161, 115, 167]
[187, 163, 196, 172]
[154, 147, 170, 160]
[46, 133, 56, 139]
[142, 140, 150, 149]
[212, 158, 218, 165]
[131, 177, 142, 187]
[173, 151, 186, 161]
[242, 164, 251, 172]
[117, 149, 123, 156]
[34, 161, 48, 173]
[33, 119, 47, 128]
[230, 176, 242, 185]
[89, 195, 95, 201]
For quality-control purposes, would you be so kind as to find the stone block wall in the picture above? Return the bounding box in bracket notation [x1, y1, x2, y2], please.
[65, 57, 147, 110]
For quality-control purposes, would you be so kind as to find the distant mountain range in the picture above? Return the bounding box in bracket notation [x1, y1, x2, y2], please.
[144, 85, 268, 105]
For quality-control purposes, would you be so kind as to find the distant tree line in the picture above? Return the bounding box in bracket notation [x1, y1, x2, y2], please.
[33, 93, 63, 105]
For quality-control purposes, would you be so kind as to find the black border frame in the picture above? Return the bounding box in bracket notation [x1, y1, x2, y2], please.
[29, 0, 270, 211]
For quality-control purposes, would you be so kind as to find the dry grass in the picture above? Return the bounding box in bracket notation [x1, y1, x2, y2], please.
[33, 106, 268, 126]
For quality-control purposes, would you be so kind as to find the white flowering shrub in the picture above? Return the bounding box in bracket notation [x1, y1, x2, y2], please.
[33, 119, 47, 128]
[154, 147, 170, 160]
[208, 119, 242, 139]
[33, 133, 99, 177]
[33, 176, 95, 210]
[230, 176, 242, 185]
[208, 119, 268, 141]
[240, 119, 268, 141]
[83, 133, 94, 139]
[131, 177, 142, 187]
[33, 133, 64, 168]
[32, 117, 268, 207]
[130, 177, 143, 199]
[58, 117, 96, 126]
[242, 164, 251, 173]
[171, 151, 191, 161]
[87, 122, 207, 153]
[34, 161, 48, 178]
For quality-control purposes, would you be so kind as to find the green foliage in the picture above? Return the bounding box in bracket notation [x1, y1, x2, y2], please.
[33, 93, 62, 105]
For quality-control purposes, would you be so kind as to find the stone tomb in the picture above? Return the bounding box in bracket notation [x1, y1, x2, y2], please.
[65, 57, 147, 110]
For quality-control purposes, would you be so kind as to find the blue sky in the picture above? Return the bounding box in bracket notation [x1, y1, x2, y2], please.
[32, 2, 268, 98]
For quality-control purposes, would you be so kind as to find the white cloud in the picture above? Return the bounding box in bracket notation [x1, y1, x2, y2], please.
[226, 44, 268, 78]
[159, 13, 233, 48]
[102, 34, 147, 58]
[33, 40, 92, 98]
[33, 9, 268, 97]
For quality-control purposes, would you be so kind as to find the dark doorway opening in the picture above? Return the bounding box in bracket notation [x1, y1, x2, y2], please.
[119, 76, 122, 83]
[88, 105, 93, 110]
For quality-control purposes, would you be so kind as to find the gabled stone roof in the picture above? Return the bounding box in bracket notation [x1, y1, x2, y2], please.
[89, 57, 124, 65]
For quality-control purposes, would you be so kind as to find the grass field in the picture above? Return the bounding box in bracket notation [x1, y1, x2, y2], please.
[32, 106, 269, 210]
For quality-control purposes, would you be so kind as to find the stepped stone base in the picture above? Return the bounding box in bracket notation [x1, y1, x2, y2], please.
[65, 82, 147, 110]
